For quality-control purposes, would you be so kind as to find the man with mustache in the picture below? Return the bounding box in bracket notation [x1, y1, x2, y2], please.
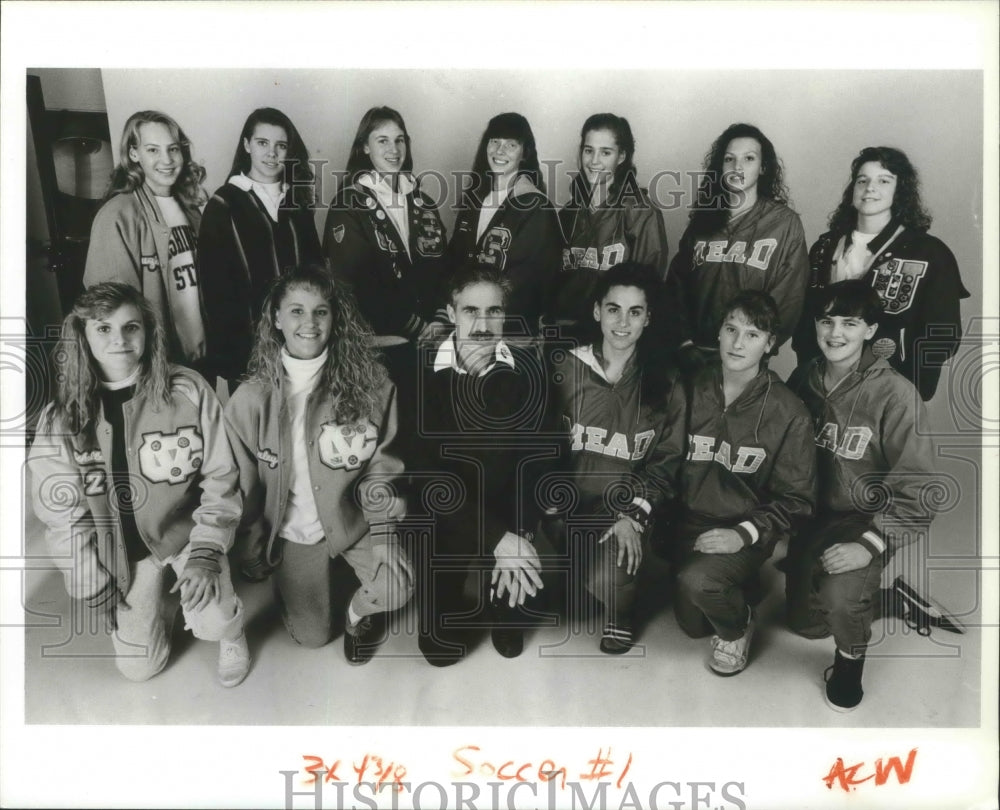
[414, 267, 558, 666]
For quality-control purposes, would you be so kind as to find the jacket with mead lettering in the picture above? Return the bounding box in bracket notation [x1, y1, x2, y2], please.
[666, 197, 808, 350]
[681, 362, 816, 553]
[786, 349, 936, 561]
[554, 182, 668, 325]
[28, 366, 240, 602]
[223, 374, 405, 571]
[552, 345, 685, 519]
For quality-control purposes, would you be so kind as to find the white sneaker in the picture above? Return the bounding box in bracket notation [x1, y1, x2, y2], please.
[709, 613, 754, 676]
[218, 633, 251, 688]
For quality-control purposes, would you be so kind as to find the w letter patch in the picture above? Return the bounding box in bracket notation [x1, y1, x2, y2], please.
[318, 421, 378, 471]
[138, 427, 204, 485]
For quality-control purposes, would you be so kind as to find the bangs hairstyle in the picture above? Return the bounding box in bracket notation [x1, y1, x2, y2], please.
[345, 106, 414, 186]
[720, 289, 781, 338]
[571, 113, 639, 206]
[688, 122, 789, 239]
[812, 279, 884, 324]
[828, 145, 932, 235]
[230, 107, 315, 208]
[46, 282, 171, 442]
[465, 112, 546, 206]
[107, 110, 207, 208]
[245, 263, 387, 424]
[448, 265, 512, 308]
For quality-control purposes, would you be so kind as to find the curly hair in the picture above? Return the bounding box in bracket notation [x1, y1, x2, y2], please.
[345, 106, 414, 187]
[244, 263, 388, 424]
[570, 113, 640, 207]
[827, 146, 932, 235]
[464, 112, 546, 208]
[106, 110, 207, 209]
[229, 107, 315, 209]
[45, 282, 171, 442]
[688, 122, 789, 239]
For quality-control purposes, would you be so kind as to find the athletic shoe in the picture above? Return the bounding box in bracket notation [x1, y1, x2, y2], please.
[218, 633, 251, 688]
[824, 649, 865, 712]
[344, 611, 387, 665]
[709, 613, 755, 676]
[892, 576, 966, 635]
[599, 622, 633, 655]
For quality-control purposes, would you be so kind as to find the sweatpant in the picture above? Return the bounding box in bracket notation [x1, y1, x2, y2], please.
[785, 512, 885, 656]
[112, 552, 244, 682]
[275, 534, 414, 648]
[538, 515, 638, 627]
[670, 520, 769, 641]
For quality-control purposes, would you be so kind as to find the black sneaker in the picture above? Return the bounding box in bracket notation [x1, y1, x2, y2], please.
[892, 576, 966, 635]
[823, 649, 865, 712]
[599, 622, 634, 655]
[491, 627, 524, 659]
[344, 612, 387, 665]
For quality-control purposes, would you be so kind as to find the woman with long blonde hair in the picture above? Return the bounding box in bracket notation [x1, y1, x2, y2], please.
[29, 281, 250, 687]
[225, 263, 413, 663]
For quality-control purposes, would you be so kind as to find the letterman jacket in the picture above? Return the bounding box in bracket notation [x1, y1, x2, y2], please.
[84, 186, 203, 362]
[786, 350, 935, 561]
[680, 362, 816, 553]
[666, 198, 808, 350]
[323, 173, 449, 342]
[224, 376, 405, 573]
[448, 176, 562, 333]
[791, 224, 969, 401]
[552, 345, 685, 520]
[554, 182, 669, 325]
[28, 366, 240, 603]
[197, 179, 322, 381]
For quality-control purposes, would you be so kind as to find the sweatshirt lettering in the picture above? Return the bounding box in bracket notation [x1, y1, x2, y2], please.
[816, 423, 873, 460]
[687, 434, 766, 474]
[570, 423, 656, 461]
[693, 237, 778, 271]
[563, 243, 626, 273]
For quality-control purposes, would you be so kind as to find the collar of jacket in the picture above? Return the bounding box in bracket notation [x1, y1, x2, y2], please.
[571, 343, 640, 387]
[704, 360, 774, 410]
[356, 170, 417, 197]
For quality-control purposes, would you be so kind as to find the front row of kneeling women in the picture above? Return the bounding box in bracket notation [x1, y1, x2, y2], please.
[29, 262, 934, 712]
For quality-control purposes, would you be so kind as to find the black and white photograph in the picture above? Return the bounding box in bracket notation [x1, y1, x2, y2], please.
[2, 2, 997, 809]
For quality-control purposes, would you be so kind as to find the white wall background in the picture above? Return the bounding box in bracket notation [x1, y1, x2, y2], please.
[100, 68, 984, 381]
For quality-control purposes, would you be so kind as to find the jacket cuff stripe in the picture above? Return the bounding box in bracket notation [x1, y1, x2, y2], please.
[736, 521, 758, 546]
[860, 530, 885, 556]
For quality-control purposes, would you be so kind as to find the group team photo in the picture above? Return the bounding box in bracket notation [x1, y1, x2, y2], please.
[16, 64, 987, 736]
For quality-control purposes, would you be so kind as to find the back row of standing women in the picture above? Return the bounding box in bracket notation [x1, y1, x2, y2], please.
[82, 105, 968, 405]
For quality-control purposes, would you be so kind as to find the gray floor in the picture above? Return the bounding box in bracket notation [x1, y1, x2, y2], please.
[22, 539, 982, 729]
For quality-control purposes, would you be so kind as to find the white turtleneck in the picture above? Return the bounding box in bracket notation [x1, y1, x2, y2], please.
[277, 347, 327, 545]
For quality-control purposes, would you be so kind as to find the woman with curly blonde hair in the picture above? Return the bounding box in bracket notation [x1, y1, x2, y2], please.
[29, 281, 250, 687]
[85, 110, 211, 376]
[224, 263, 414, 663]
